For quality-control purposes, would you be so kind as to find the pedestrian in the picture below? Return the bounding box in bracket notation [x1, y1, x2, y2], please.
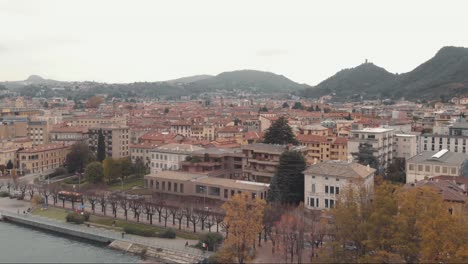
[185, 241, 188, 248]
[122, 232, 125, 238]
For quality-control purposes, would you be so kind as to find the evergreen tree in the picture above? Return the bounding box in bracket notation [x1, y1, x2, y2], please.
[97, 129, 106, 162]
[259, 106, 268, 112]
[6, 160, 13, 170]
[263, 116, 299, 145]
[65, 142, 95, 173]
[315, 105, 321, 111]
[268, 151, 306, 205]
[282, 102, 289, 108]
[292, 102, 304, 110]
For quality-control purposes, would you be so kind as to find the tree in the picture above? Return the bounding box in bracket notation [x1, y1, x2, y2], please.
[133, 157, 147, 177]
[97, 129, 106, 162]
[259, 106, 268, 112]
[386, 158, 406, 183]
[351, 142, 379, 171]
[43, 101, 49, 108]
[221, 193, 266, 264]
[164, 107, 169, 114]
[103, 158, 122, 184]
[87, 96, 104, 108]
[268, 151, 306, 205]
[66, 142, 94, 173]
[119, 157, 133, 179]
[6, 160, 13, 170]
[263, 116, 298, 145]
[84, 162, 104, 183]
[315, 105, 321, 112]
[282, 102, 289, 108]
[292, 102, 304, 110]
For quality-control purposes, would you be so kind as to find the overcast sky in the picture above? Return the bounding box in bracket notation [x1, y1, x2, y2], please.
[1, 0, 467, 85]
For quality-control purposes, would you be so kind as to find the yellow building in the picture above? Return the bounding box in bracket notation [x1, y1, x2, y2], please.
[297, 134, 348, 164]
[18, 143, 70, 175]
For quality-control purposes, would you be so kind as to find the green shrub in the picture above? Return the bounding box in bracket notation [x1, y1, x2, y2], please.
[66, 212, 85, 224]
[48, 167, 68, 178]
[196, 233, 224, 251]
[156, 229, 176, 239]
[123, 225, 156, 237]
[83, 211, 91, 221]
[0, 191, 9, 197]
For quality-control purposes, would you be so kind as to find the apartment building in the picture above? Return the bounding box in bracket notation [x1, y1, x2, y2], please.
[348, 127, 395, 172]
[420, 135, 467, 154]
[88, 124, 130, 159]
[144, 171, 269, 202]
[130, 142, 158, 168]
[0, 119, 28, 140]
[242, 143, 308, 183]
[27, 120, 50, 146]
[394, 134, 418, 160]
[70, 115, 126, 127]
[170, 122, 192, 137]
[406, 150, 468, 183]
[50, 126, 89, 146]
[297, 135, 347, 164]
[18, 143, 70, 175]
[299, 124, 330, 136]
[304, 161, 375, 210]
[149, 143, 204, 173]
[181, 148, 244, 178]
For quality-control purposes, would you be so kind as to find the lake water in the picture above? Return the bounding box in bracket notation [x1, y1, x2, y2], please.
[0, 221, 139, 263]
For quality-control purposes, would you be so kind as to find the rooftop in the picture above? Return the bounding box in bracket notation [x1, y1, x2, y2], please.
[153, 143, 204, 153]
[304, 161, 376, 179]
[407, 150, 467, 166]
[351, 127, 395, 133]
[19, 143, 69, 153]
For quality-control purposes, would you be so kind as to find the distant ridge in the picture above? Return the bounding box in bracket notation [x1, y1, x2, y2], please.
[302, 46, 468, 101]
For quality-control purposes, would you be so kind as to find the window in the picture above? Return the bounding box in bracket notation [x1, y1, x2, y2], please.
[208, 187, 220, 196]
[418, 165, 423, 172]
[231, 190, 235, 197]
[336, 187, 340, 195]
[325, 199, 329, 208]
[442, 167, 448, 174]
[150, 180, 153, 188]
[435, 166, 440, 173]
[330, 186, 335, 194]
[409, 164, 414, 171]
[330, 199, 335, 208]
[316, 198, 319, 208]
[180, 184, 184, 193]
[168, 182, 171, 191]
[174, 183, 178, 192]
[451, 168, 457, 175]
[311, 184, 316, 193]
[224, 189, 228, 199]
[325, 185, 329, 194]
[425, 165, 430, 172]
[162, 181, 165, 191]
[196, 185, 206, 194]
[310, 197, 315, 207]
[156, 181, 159, 190]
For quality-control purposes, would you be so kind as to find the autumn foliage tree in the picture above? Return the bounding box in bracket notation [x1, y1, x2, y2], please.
[220, 193, 266, 264]
[86, 96, 104, 108]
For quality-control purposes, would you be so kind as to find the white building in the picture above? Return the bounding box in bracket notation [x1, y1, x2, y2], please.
[394, 134, 418, 160]
[304, 161, 375, 210]
[150, 143, 204, 173]
[348, 127, 395, 173]
[405, 150, 468, 183]
[420, 135, 467, 154]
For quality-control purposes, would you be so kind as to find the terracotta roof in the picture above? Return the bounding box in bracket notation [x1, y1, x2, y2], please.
[304, 161, 376, 179]
[19, 143, 69, 153]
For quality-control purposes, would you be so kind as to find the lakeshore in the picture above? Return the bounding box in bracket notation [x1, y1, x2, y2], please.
[0, 198, 207, 263]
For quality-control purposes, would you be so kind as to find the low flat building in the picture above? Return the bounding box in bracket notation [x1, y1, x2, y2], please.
[406, 150, 468, 183]
[18, 143, 70, 175]
[144, 171, 269, 202]
[304, 161, 376, 210]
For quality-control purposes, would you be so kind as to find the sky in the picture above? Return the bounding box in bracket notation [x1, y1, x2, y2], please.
[1, 0, 468, 85]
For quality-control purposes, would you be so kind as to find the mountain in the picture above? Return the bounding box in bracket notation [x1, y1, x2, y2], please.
[303, 46, 468, 101]
[186, 70, 310, 94]
[302, 63, 396, 100]
[166, 74, 213, 84]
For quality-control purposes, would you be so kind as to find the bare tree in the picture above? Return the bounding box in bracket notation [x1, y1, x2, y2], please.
[119, 197, 130, 220]
[206, 214, 215, 232]
[129, 199, 143, 222]
[6, 181, 12, 194]
[152, 194, 166, 223]
[109, 197, 119, 218]
[98, 193, 107, 215]
[189, 208, 200, 233]
[28, 184, 36, 200]
[195, 208, 210, 231]
[174, 207, 185, 230]
[183, 207, 192, 229]
[161, 206, 170, 228]
[86, 192, 98, 214]
[169, 206, 178, 226]
[143, 200, 156, 225]
[214, 212, 224, 233]
[50, 187, 59, 206]
[18, 183, 27, 199]
[0, 181, 4, 191]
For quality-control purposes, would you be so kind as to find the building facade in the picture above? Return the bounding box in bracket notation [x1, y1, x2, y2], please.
[88, 125, 130, 159]
[149, 143, 204, 173]
[18, 143, 70, 175]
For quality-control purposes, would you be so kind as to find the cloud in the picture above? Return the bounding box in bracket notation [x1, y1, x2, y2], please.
[256, 49, 288, 57]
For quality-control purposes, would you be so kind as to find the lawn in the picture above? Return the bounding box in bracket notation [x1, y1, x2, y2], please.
[107, 177, 145, 191]
[32, 206, 70, 221]
[33, 206, 200, 240]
